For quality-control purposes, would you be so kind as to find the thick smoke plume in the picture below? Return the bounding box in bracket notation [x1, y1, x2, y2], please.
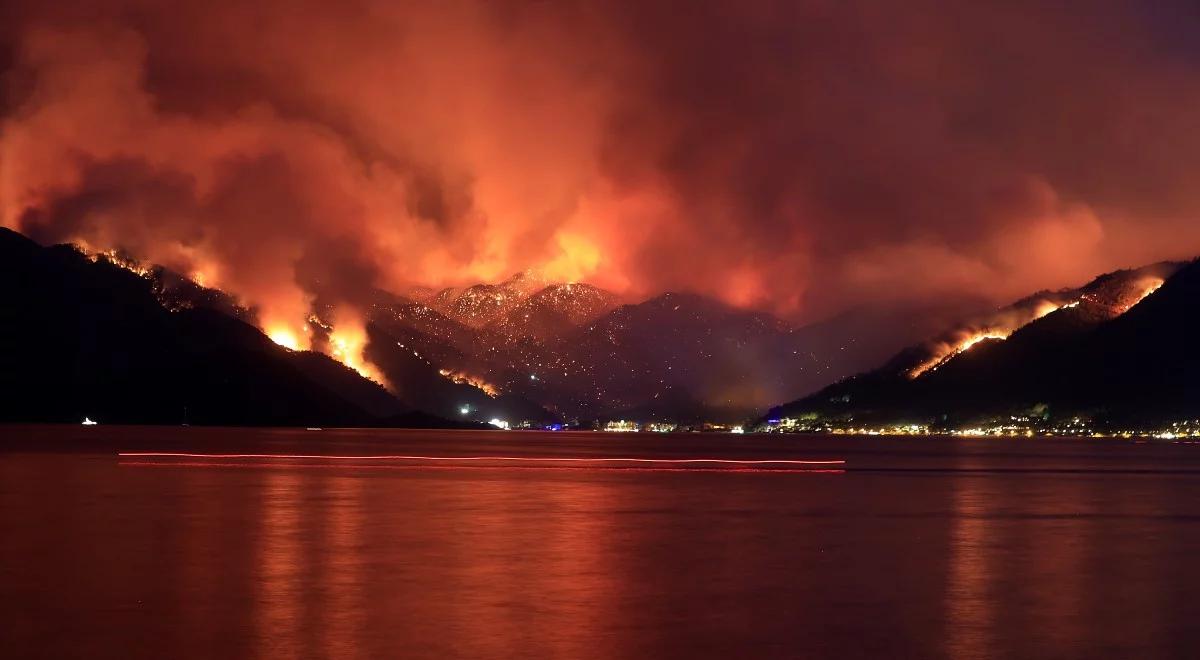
[5, 0, 1200, 334]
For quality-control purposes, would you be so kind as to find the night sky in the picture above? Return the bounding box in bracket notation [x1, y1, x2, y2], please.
[4, 0, 1200, 331]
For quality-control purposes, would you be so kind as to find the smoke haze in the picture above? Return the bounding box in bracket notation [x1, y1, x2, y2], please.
[5, 0, 1200, 332]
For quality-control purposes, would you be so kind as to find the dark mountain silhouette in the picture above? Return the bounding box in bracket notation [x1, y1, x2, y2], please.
[0, 225, 989, 425]
[422, 270, 550, 328]
[363, 320, 556, 423]
[0, 228, 469, 428]
[370, 281, 980, 421]
[486, 282, 616, 341]
[768, 260, 1195, 427]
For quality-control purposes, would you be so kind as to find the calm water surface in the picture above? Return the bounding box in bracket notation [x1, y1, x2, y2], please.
[4, 426, 1200, 659]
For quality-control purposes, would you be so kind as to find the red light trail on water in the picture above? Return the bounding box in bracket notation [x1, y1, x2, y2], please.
[118, 461, 845, 474]
[117, 452, 846, 472]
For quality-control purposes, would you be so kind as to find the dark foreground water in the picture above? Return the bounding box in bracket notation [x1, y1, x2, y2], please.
[4, 427, 1200, 659]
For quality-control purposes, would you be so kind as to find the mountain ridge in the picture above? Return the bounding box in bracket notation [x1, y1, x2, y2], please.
[1, 226, 1001, 425]
[0, 228, 474, 428]
[766, 259, 1198, 430]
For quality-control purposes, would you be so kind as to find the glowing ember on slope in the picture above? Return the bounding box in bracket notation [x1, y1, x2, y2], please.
[267, 326, 306, 351]
[908, 332, 1008, 378]
[1115, 277, 1164, 314]
[268, 312, 391, 389]
[955, 332, 1008, 354]
[266, 309, 390, 389]
[438, 369, 500, 397]
[908, 299, 1069, 378]
[185, 255, 222, 290]
[87, 249, 154, 279]
[77, 240, 393, 389]
[327, 308, 391, 389]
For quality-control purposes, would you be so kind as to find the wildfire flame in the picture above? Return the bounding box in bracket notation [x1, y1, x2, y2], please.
[87, 249, 154, 279]
[542, 232, 602, 284]
[908, 331, 1010, 378]
[191, 269, 214, 288]
[908, 299, 1068, 378]
[267, 326, 306, 352]
[266, 311, 391, 390]
[955, 332, 1009, 354]
[74, 240, 398, 391]
[438, 369, 500, 397]
[325, 308, 391, 389]
[1115, 277, 1164, 314]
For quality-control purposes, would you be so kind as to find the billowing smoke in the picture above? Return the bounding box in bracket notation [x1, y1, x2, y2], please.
[5, 0, 1200, 333]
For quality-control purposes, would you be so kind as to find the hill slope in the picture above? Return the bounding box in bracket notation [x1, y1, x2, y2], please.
[1, 225, 988, 425]
[768, 260, 1195, 428]
[0, 228, 464, 427]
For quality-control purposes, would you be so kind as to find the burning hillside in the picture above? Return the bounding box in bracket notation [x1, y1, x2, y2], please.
[70, 240, 622, 415]
[418, 271, 558, 329]
[324, 310, 390, 388]
[908, 299, 1071, 378]
[14, 0, 1200, 345]
[905, 263, 1181, 379]
[0, 228, 439, 427]
[77, 242, 394, 390]
[485, 282, 618, 341]
[87, 249, 155, 279]
[438, 369, 500, 397]
[1105, 277, 1165, 315]
[767, 259, 1200, 431]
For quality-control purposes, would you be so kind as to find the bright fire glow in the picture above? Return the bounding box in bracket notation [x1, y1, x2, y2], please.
[187, 256, 221, 289]
[439, 369, 500, 397]
[908, 331, 1009, 378]
[87, 249, 154, 278]
[541, 232, 602, 284]
[956, 332, 1008, 354]
[908, 299, 1068, 378]
[1116, 277, 1164, 314]
[267, 326, 305, 351]
[327, 309, 390, 389]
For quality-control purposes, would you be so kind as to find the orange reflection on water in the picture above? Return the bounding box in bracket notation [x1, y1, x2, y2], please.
[251, 470, 371, 659]
[417, 472, 619, 657]
[946, 477, 994, 659]
[256, 471, 305, 657]
[320, 476, 366, 660]
[235, 465, 632, 657]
